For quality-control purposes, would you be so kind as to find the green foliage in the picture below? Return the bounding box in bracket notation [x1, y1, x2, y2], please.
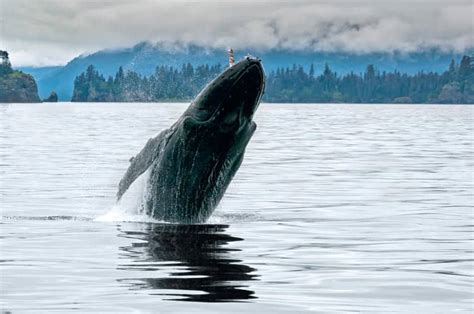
[72, 64, 222, 102]
[266, 56, 473, 103]
[0, 50, 12, 76]
[0, 63, 13, 76]
[0, 52, 41, 103]
[72, 56, 474, 103]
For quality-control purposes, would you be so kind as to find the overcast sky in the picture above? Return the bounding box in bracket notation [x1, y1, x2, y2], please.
[0, 0, 472, 66]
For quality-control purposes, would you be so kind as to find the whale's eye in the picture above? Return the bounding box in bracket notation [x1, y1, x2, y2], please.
[222, 110, 239, 126]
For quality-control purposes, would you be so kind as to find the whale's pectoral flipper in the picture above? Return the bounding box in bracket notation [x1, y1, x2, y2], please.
[117, 130, 170, 200]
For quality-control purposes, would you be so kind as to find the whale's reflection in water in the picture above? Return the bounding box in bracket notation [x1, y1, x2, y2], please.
[117, 223, 258, 302]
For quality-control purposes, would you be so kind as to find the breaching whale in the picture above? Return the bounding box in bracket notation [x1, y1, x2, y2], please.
[117, 56, 265, 223]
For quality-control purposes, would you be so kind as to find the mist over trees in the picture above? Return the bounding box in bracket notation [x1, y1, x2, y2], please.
[72, 56, 473, 103]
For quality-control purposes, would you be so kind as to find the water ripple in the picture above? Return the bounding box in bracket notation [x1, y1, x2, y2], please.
[1, 103, 473, 313]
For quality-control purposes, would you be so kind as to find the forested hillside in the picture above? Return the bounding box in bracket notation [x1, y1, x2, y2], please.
[0, 51, 41, 103]
[72, 56, 473, 103]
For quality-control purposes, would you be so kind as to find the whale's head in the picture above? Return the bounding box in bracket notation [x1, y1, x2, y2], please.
[184, 56, 265, 134]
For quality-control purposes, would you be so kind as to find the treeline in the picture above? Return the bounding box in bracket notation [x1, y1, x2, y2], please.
[72, 64, 222, 102]
[266, 56, 473, 103]
[72, 56, 473, 103]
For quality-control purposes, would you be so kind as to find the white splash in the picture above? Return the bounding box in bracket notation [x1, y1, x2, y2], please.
[95, 169, 161, 223]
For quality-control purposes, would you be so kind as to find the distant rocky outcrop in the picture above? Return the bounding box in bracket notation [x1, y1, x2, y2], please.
[42, 91, 58, 102]
[0, 50, 41, 103]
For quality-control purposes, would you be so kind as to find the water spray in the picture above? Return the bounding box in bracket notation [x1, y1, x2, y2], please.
[227, 48, 235, 67]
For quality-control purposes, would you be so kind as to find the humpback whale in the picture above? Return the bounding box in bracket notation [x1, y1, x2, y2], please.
[117, 56, 265, 223]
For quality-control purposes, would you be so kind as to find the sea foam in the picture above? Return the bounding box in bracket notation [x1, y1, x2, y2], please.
[95, 169, 162, 223]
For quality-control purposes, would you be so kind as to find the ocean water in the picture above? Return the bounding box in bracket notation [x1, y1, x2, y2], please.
[0, 103, 473, 313]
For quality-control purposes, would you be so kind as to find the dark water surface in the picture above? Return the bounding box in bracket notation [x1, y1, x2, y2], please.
[1, 103, 473, 313]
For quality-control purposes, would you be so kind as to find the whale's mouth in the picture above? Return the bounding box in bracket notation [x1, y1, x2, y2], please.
[240, 63, 264, 118]
[187, 57, 265, 125]
[215, 62, 263, 133]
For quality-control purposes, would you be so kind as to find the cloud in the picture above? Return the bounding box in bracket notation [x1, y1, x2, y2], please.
[1, 0, 472, 66]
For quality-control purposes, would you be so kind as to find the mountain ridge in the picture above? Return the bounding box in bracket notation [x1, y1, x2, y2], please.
[17, 42, 468, 101]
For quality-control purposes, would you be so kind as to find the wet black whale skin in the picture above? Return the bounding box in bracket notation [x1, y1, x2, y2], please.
[117, 57, 265, 223]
